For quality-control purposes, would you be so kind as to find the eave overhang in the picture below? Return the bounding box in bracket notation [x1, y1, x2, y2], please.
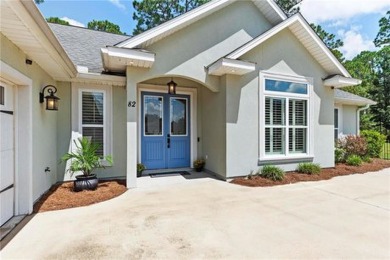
[334, 97, 377, 106]
[324, 75, 361, 88]
[207, 58, 256, 76]
[101, 46, 155, 73]
[1, 0, 77, 79]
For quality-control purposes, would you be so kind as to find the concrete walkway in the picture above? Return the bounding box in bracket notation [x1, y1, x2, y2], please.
[2, 169, 390, 259]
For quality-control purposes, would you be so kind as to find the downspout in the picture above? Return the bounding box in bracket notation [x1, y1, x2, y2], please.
[357, 104, 370, 135]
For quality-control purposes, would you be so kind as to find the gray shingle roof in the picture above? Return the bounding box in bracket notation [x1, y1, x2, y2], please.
[49, 23, 130, 73]
[335, 89, 376, 105]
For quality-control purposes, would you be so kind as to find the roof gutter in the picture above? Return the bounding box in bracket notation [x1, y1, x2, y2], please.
[357, 104, 370, 135]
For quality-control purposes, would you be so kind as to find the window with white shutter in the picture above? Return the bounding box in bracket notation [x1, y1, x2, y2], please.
[260, 73, 312, 159]
[72, 84, 112, 161]
[81, 91, 105, 156]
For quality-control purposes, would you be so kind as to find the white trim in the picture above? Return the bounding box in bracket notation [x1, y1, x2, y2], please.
[57, 73, 126, 87]
[169, 97, 189, 137]
[143, 95, 164, 137]
[227, 14, 351, 78]
[324, 75, 361, 88]
[71, 83, 113, 166]
[259, 71, 314, 162]
[208, 58, 256, 76]
[334, 105, 342, 138]
[101, 47, 155, 71]
[117, 0, 285, 49]
[137, 84, 197, 168]
[0, 61, 33, 216]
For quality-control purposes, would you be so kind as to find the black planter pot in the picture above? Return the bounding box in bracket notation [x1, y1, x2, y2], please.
[195, 167, 203, 172]
[137, 171, 143, 177]
[74, 174, 98, 192]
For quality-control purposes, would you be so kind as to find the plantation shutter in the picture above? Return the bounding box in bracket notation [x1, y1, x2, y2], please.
[265, 97, 285, 155]
[82, 91, 104, 156]
[289, 100, 307, 153]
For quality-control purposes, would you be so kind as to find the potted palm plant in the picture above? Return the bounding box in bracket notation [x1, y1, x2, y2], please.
[61, 137, 113, 191]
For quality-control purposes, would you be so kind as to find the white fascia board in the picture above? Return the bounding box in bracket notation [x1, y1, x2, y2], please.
[335, 97, 376, 106]
[227, 16, 299, 59]
[105, 46, 155, 62]
[117, 0, 231, 48]
[324, 75, 362, 88]
[208, 58, 256, 76]
[56, 72, 126, 86]
[228, 14, 351, 77]
[266, 0, 287, 20]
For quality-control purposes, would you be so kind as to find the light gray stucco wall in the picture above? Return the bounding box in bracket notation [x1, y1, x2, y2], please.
[1, 33, 58, 201]
[224, 28, 334, 177]
[56, 82, 127, 181]
[342, 105, 358, 135]
[125, 1, 274, 183]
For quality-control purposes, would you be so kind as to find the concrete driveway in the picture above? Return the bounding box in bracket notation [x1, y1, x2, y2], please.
[2, 169, 390, 259]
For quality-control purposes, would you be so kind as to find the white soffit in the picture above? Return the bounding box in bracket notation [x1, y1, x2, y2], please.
[208, 58, 256, 76]
[101, 46, 155, 73]
[324, 75, 361, 88]
[227, 14, 351, 77]
[0, 0, 77, 79]
[116, 0, 286, 49]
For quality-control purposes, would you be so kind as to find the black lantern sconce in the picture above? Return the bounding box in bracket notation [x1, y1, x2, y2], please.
[39, 85, 60, 111]
[167, 78, 177, 95]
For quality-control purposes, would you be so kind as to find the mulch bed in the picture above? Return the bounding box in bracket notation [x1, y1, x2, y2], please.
[33, 179, 127, 213]
[231, 159, 390, 187]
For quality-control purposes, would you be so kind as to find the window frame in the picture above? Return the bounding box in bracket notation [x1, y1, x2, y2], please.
[259, 72, 314, 162]
[143, 95, 164, 137]
[79, 89, 106, 156]
[72, 83, 112, 164]
[170, 97, 189, 137]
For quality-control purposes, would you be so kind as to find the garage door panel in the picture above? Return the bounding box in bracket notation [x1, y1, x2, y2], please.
[0, 149, 14, 190]
[0, 188, 14, 226]
[1, 113, 14, 151]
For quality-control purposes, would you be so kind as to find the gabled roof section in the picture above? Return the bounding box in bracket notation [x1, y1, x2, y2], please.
[116, 0, 286, 49]
[335, 89, 376, 106]
[49, 23, 130, 73]
[226, 13, 351, 77]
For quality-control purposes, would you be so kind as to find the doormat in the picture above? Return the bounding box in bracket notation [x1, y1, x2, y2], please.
[149, 171, 191, 178]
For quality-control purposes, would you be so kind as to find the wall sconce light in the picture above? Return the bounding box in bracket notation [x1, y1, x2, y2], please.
[167, 78, 177, 95]
[39, 85, 60, 111]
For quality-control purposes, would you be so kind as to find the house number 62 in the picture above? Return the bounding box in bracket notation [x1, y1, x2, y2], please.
[128, 101, 136, 107]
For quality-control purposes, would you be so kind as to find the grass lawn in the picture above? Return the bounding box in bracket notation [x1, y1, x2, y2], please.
[381, 143, 390, 159]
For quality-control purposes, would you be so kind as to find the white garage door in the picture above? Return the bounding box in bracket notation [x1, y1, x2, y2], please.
[0, 82, 15, 226]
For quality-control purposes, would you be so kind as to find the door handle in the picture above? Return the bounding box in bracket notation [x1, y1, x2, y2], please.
[167, 134, 170, 148]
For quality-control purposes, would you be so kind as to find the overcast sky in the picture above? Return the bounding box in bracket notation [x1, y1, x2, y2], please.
[38, 0, 390, 60]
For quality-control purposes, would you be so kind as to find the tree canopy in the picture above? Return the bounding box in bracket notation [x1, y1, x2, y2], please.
[310, 24, 344, 62]
[275, 0, 302, 16]
[46, 17, 69, 26]
[374, 11, 390, 47]
[87, 20, 124, 35]
[132, 0, 210, 35]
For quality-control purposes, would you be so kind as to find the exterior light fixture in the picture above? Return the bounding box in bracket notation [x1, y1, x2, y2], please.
[39, 85, 60, 111]
[167, 78, 177, 95]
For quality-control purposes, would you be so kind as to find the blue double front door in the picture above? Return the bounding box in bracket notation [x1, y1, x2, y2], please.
[141, 92, 191, 169]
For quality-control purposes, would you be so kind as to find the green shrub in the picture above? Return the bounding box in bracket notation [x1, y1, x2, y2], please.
[360, 130, 386, 158]
[346, 155, 363, 166]
[335, 147, 346, 163]
[296, 163, 321, 175]
[361, 155, 372, 163]
[337, 135, 367, 157]
[260, 165, 284, 181]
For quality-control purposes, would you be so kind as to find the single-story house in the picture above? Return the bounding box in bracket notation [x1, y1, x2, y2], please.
[0, 0, 376, 225]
